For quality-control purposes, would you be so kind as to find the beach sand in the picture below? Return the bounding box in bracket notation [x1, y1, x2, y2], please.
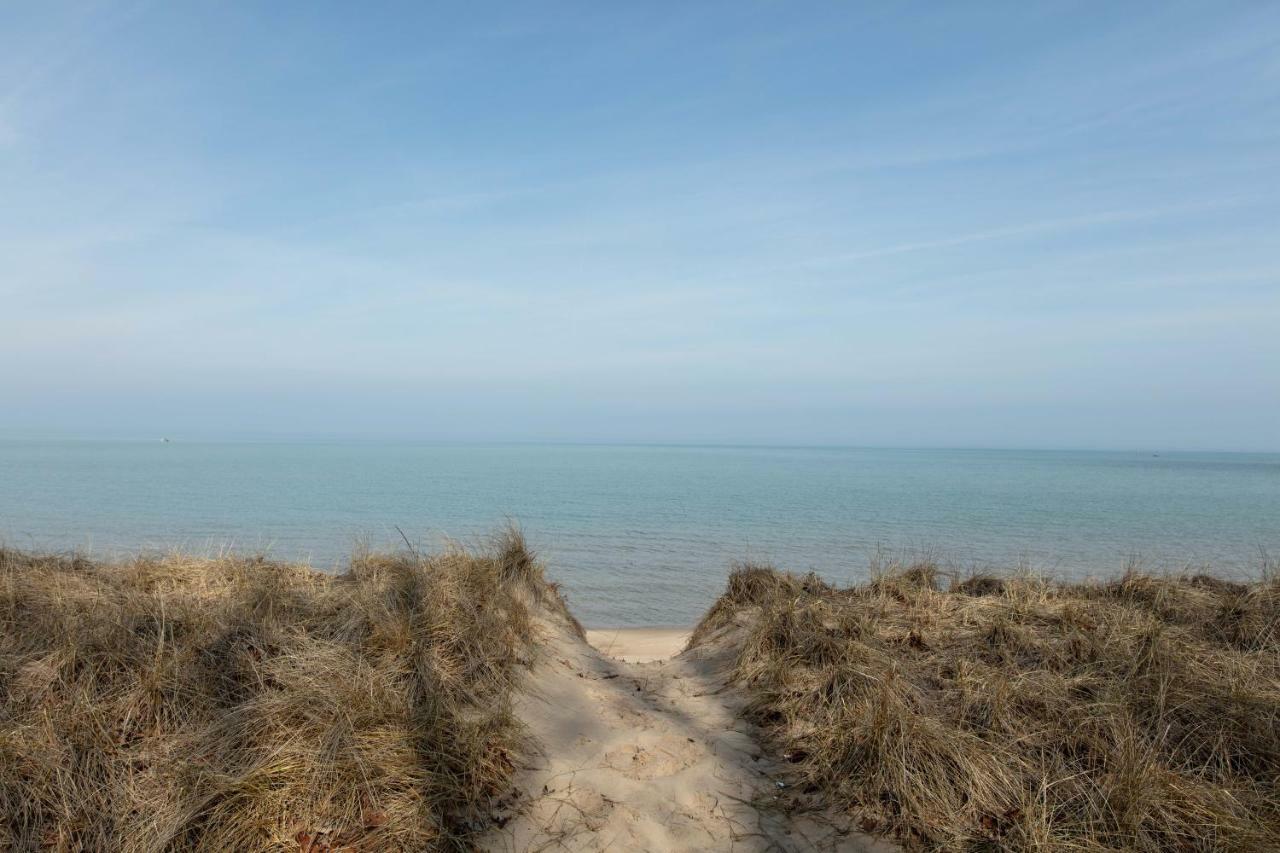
[484, 609, 893, 852]
[583, 626, 691, 663]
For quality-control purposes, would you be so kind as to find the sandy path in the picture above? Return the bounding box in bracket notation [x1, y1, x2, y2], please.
[484, 613, 893, 852]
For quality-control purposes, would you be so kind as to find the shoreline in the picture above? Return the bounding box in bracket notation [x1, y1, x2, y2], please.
[583, 626, 692, 663]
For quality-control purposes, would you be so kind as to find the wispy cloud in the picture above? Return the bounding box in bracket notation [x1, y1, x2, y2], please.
[1, 2, 1277, 447]
[804, 200, 1248, 267]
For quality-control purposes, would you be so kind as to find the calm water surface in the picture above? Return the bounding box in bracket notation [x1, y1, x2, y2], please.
[1, 442, 1277, 626]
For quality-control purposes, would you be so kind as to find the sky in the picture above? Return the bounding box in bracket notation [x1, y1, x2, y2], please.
[2, 2, 1278, 450]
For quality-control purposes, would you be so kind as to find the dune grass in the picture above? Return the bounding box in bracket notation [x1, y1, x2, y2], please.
[0, 529, 565, 852]
[692, 559, 1280, 851]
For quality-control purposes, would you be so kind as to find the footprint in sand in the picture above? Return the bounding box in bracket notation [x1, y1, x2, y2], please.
[603, 735, 700, 779]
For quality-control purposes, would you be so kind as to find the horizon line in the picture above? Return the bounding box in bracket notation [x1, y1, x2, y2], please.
[0, 432, 1276, 456]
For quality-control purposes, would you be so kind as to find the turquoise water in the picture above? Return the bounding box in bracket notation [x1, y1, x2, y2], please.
[1, 441, 1277, 626]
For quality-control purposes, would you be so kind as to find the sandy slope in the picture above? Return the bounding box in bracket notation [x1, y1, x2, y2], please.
[484, 611, 894, 852]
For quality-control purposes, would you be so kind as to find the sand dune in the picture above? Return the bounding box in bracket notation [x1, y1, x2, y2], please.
[485, 609, 892, 852]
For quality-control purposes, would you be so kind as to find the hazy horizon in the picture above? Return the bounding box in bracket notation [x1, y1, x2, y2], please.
[4, 430, 1280, 456]
[4, 3, 1278, 451]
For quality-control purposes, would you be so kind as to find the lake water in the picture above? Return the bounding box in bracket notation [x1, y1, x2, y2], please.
[1, 441, 1277, 626]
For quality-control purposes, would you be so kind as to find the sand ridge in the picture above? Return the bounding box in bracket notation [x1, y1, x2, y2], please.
[483, 611, 894, 852]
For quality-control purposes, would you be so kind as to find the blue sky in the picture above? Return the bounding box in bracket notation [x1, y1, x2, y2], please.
[2, 2, 1278, 449]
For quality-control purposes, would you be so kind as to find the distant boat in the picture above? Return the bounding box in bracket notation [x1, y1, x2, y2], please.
[162, 438, 171, 443]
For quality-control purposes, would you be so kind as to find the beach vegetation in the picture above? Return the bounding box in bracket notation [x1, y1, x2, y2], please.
[0, 528, 566, 851]
[692, 556, 1280, 850]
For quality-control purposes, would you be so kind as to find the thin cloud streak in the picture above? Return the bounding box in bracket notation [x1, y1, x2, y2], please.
[806, 199, 1249, 267]
[0, 3, 1277, 448]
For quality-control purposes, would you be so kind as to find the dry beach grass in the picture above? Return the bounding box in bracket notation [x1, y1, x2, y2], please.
[3, 530, 1278, 852]
[0, 529, 569, 852]
[691, 558, 1280, 851]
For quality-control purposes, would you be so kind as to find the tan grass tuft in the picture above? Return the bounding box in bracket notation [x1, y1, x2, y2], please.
[0, 532, 551, 851]
[694, 561, 1280, 850]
